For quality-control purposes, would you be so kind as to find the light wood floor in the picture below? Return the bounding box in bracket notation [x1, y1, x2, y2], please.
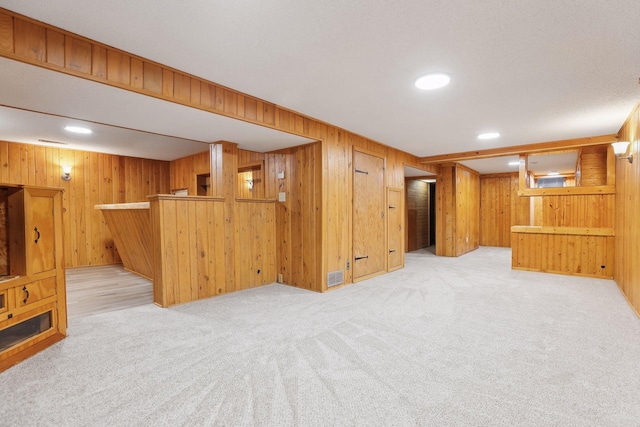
[66, 264, 153, 321]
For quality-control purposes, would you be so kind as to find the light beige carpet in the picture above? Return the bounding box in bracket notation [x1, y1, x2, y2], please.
[1, 247, 639, 426]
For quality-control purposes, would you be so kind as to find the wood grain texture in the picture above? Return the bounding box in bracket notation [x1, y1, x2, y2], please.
[0, 140, 169, 269]
[148, 195, 275, 307]
[405, 179, 430, 251]
[169, 150, 210, 194]
[66, 264, 152, 320]
[480, 173, 530, 247]
[265, 142, 322, 291]
[455, 165, 480, 255]
[0, 185, 66, 371]
[0, 189, 7, 275]
[539, 194, 614, 228]
[149, 195, 227, 307]
[436, 163, 479, 256]
[512, 229, 614, 279]
[579, 145, 608, 186]
[98, 207, 153, 279]
[353, 149, 385, 280]
[615, 102, 640, 316]
[387, 188, 403, 271]
[235, 200, 276, 289]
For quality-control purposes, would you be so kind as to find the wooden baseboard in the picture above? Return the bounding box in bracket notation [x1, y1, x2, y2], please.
[614, 282, 640, 320]
[0, 333, 65, 373]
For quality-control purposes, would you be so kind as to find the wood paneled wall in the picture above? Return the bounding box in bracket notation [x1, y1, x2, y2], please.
[580, 145, 608, 186]
[436, 164, 479, 256]
[539, 194, 614, 228]
[456, 166, 480, 255]
[166, 143, 323, 291]
[235, 200, 277, 289]
[169, 150, 210, 194]
[0, 8, 438, 291]
[0, 189, 7, 274]
[405, 179, 430, 251]
[264, 143, 322, 291]
[149, 196, 226, 307]
[512, 228, 614, 278]
[0, 140, 169, 269]
[480, 173, 530, 247]
[616, 102, 640, 316]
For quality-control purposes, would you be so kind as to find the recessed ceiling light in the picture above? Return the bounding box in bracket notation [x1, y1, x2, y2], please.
[477, 132, 500, 140]
[414, 73, 451, 90]
[508, 161, 520, 166]
[64, 126, 92, 134]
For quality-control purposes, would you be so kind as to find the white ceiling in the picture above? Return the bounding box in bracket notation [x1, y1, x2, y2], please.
[0, 58, 314, 160]
[528, 151, 579, 175]
[404, 165, 436, 178]
[0, 1, 639, 165]
[460, 156, 520, 175]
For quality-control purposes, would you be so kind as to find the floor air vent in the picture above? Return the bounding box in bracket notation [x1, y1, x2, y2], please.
[327, 270, 344, 288]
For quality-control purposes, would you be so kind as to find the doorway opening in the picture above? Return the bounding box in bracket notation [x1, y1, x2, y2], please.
[404, 165, 436, 254]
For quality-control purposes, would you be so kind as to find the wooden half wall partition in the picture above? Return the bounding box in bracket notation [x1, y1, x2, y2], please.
[147, 195, 276, 307]
[511, 226, 614, 278]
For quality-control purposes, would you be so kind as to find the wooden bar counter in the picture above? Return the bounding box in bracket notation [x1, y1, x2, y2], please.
[511, 225, 614, 279]
[95, 202, 153, 279]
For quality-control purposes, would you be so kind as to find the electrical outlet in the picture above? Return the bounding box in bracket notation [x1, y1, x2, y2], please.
[278, 192, 286, 202]
[277, 171, 285, 179]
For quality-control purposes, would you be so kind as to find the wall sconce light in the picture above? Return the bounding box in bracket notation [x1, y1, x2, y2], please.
[612, 141, 633, 163]
[246, 179, 254, 191]
[61, 165, 72, 181]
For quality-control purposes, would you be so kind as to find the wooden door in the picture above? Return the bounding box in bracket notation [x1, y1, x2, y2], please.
[353, 150, 385, 279]
[387, 188, 403, 271]
[26, 194, 56, 275]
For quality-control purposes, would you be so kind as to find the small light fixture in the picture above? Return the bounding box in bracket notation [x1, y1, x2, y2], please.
[246, 179, 254, 191]
[612, 141, 633, 163]
[414, 73, 451, 90]
[508, 161, 521, 166]
[547, 171, 560, 176]
[64, 125, 92, 134]
[61, 165, 72, 181]
[421, 178, 436, 183]
[478, 132, 500, 140]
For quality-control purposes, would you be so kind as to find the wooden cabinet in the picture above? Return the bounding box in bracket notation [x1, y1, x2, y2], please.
[0, 185, 66, 372]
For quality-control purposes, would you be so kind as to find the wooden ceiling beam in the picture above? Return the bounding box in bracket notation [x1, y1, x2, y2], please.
[419, 134, 618, 163]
